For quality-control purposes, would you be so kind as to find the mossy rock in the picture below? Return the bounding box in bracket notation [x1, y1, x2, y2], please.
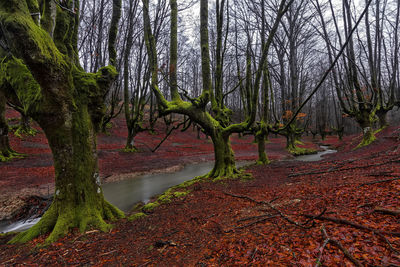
[288, 146, 316, 156]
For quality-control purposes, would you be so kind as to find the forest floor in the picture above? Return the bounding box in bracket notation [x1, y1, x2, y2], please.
[1, 110, 400, 266]
[0, 110, 319, 221]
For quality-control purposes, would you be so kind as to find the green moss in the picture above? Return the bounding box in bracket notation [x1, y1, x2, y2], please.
[356, 134, 376, 149]
[142, 202, 160, 212]
[294, 140, 304, 145]
[0, 57, 42, 114]
[0, 8, 66, 65]
[106, 122, 113, 129]
[355, 126, 379, 149]
[122, 147, 139, 153]
[288, 146, 316, 156]
[12, 125, 38, 138]
[173, 191, 189, 198]
[256, 159, 270, 165]
[0, 151, 24, 161]
[128, 212, 147, 221]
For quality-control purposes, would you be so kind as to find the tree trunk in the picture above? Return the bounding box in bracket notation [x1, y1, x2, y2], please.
[376, 109, 388, 129]
[320, 132, 326, 141]
[1, 0, 123, 244]
[356, 112, 376, 147]
[124, 124, 138, 151]
[256, 125, 270, 165]
[0, 92, 17, 161]
[14, 112, 37, 137]
[286, 133, 296, 150]
[337, 126, 344, 141]
[208, 131, 238, 178]
[11, 106, 124, 244]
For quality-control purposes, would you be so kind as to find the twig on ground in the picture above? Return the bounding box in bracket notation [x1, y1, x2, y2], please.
[223, 192, 316, 229]
[358, 177, 400, 187]
[290, 160, 400, 178]
[305, 214, 400, 254]
[320, 225, 363, 267]
[373, 207, 400, 216]
[304, 215, 400, 237]
[314, 236, 330, 267]
[225, 215, 279, 233]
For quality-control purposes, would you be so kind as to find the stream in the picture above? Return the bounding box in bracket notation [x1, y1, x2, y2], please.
[0, 161, 247, 233]
[0, 146, 336, 234]
[295, 145, 337, 161]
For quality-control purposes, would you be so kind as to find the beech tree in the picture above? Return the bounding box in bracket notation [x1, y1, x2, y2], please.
[0, 90, 21, 161]
[0, 0, 124, 243]
[316, 0, 399, 146]
[142, 0, 291, 178]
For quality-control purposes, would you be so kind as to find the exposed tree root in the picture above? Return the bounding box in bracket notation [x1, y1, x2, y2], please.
[206, 165, 241, 181]
[9, 200, 124, 245]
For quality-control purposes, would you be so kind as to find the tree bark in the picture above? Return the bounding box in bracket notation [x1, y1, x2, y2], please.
[209, 130, 238, 178]
[376, 109, 388, 129]
[12, 104, 124, 244]
[0, 0, 124, 244]
[0, 91, 18, 161]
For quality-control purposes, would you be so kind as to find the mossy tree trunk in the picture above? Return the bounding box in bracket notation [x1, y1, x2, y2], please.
[355, 110, 376, 147]
[256, 125, 269, 165]
[286, 131, 296, 150]
[142, 0, 290, 178]
[209, 130, 238, 177]
[376, 108, 389, 129]
[0, 0, 124, 244]
[12, 103, 124, 244]
[0, 90, 19, 161]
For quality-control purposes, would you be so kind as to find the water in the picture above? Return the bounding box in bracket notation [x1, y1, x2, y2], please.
[0, 161, 249, 233]
[295, 145, 337, 162]
[103, 161, 215, 212]
[0, 218, 40, 234]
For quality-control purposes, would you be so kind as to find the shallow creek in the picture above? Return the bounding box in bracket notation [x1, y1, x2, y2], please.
[0, 161, 247, 233]
[0, 146, 336, 233]
[295, 145, 337, 161]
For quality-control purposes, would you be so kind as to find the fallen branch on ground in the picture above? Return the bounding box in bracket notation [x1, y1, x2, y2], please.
[318, 225, 363, 267]
[358, 177, 400, 187]
[290, 160, 400, 178]
[304, 215, 400, 237]
[305, 214, 400, 254]
[225, 215, 279, 233]
[223, 192, 320, 229]
[373, 207, 400, 216]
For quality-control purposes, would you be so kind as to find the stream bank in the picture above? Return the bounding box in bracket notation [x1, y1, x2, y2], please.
[0, 146, 336, 234]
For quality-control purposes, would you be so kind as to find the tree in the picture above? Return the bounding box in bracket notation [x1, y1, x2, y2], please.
[123, 0, 154, 151]
[142, 0, 291, 178]
[0, 90, 22, 161]
[0, 0, 124, 244]
[316, 0, 397, 147]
